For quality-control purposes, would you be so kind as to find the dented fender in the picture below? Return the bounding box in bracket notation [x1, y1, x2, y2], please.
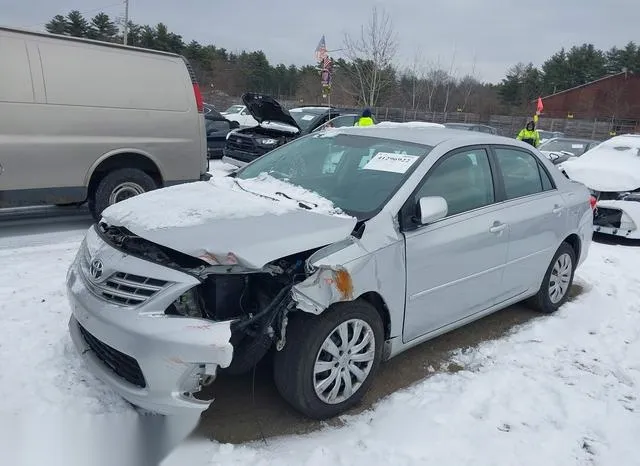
[291, 213, 408, 341]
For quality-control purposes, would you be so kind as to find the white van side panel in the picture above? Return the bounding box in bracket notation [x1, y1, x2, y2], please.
[0, 36, 34, 103]
[38, 41, 191, 112]
[0, 28, 205, 204]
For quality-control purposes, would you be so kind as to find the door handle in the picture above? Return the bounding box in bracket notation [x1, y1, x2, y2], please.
[489, 222, 507, 234]
[552, 205, 563, 215]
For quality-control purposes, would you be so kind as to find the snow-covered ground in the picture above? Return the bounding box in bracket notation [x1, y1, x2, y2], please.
[1, 162, 639, 464]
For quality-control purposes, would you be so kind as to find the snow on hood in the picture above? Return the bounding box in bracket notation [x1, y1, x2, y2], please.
[101, 175, 357, 269]
[562, 135, 640, 191]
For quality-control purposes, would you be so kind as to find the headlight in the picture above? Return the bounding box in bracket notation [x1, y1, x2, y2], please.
[166, 288, 203, 318]
[258, 138, 278, 145]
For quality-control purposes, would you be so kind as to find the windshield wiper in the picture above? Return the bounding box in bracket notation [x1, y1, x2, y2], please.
[275, 191, 316, 210]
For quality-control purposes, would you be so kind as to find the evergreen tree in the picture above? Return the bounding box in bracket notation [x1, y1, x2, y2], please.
[45, 15, 67, 35]
[65, 10, 90, 38]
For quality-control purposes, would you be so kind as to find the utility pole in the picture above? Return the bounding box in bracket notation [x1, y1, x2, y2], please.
[123, 0, 129, 45]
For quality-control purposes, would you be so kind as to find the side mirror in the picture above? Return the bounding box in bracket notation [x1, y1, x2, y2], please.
[229, 120, 240, 129]
[416, 196, 448, 225]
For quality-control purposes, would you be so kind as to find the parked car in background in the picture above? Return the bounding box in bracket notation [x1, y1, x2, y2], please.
[443, 122, 498, 134]
[203, 103, 217, 114]
[221, 104, 258, 127]
[313, 113, 378, 132]
[205, 110, 240, 159]
[67, 124, 593, 420]
[538, 137, 601, 165]
[223, 94, 341, 166]
[0, 26, 209, 220]
[537, 130, 565, 143]
[561, 134, 640, 239]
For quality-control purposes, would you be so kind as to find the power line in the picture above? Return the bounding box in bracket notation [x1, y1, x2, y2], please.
[22, 2, 126, 29]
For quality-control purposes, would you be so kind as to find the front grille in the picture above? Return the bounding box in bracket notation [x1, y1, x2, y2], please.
[594, 207, 622, 228]
[226, 135, 256, 153]
[79, 324, 146, 388]
[80, 244, 170, 307]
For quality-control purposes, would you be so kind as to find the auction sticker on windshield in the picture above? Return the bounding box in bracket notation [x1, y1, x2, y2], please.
[301, 115, 315, 120]
[363, 152, 419, 173]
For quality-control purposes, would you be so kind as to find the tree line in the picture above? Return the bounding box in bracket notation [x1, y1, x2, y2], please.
[45, 9, 639, 116]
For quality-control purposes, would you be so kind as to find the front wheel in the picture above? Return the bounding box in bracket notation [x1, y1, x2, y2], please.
[527, 242, 576, 313]
[89, 168, 157, 220]
[273, 301, 383, 420]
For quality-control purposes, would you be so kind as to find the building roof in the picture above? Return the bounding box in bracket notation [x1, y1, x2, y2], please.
[535, 71, 636, 101]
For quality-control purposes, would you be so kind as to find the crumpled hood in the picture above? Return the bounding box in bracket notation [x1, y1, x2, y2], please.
[100, 176, 357, 269]
[562, 140, 640, 192]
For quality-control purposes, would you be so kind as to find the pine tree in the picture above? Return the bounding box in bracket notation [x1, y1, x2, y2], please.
[45, 15, 67, 35]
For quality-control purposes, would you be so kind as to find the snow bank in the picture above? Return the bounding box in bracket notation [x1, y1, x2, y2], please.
[165, 242, 640, 466]
[0, 240, 131, 416]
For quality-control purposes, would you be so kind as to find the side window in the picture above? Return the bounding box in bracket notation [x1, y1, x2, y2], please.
[539, 164, 554, 191]
[494, 147, 552, 199]
[415, 149, 495, 218]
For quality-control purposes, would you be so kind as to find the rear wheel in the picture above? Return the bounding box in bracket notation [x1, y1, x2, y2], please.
[89, 168, 157, 220]
[273, 301, 383, 420]
[527, 242, 576, 313]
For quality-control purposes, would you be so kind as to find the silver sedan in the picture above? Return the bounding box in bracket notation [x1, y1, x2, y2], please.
[66, 124, 594, 419]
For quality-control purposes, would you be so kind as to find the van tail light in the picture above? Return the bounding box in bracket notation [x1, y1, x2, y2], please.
[182, 57, 204, 113]
[589, 195, 597, 210]
[192, 83, 204, 113]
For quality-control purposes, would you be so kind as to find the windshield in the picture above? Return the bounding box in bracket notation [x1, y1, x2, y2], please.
[540, 139, 590, 155]
[290, 111, 323, 132]
[224, 105, 244, 114]
[235, 133, 432, 220]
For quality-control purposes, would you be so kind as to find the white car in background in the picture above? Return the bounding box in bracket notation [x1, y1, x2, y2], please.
[561, 134, 640, 239]
[221, 104, 258, 127]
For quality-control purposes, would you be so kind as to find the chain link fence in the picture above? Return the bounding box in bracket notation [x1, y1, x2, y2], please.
[205, 93, 639, 141]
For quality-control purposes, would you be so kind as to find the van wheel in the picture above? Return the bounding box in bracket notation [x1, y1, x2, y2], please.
[89, 168, 157, 220]
[273, 301, 383, 420]
[527, 242, 576, 314]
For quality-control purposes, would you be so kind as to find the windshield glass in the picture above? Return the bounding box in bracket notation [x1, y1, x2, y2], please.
[290, 110, 323, 132]
[540, 139, 589, 155]
[235, 133, 432, 220]
[224, 105, 244, 114]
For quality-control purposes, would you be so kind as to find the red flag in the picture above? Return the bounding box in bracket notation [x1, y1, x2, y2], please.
[536, 97, 544, 114]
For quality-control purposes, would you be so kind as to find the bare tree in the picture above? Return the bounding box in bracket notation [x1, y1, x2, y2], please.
[442, 45, 458, 115]
[458, 55, 479, 112]
[423, 58, 445, 113]
[404, 49, 427, 110]
[343, 7, 398, 107]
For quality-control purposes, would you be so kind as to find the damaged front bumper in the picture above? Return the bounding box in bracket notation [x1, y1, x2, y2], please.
[593, 198, 640, 239]
[66, 228, 234, 415]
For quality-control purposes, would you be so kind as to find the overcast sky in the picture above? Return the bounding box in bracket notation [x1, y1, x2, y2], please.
[2, 0, 638, 83]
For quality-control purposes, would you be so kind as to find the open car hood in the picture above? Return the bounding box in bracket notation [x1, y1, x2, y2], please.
[241, 93, 301, 130]
[562, 136, 640, 192]
[100, 176, 356, 270]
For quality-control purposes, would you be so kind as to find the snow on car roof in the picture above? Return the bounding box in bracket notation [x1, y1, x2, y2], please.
[561, 134, 640, 191]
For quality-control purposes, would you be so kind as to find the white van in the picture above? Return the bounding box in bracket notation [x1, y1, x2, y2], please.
[0, 26, 209, 219]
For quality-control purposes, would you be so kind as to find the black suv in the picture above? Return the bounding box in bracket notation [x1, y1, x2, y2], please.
[223, 93, 341, 166]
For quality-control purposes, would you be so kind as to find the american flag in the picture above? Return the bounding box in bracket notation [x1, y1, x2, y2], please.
[314, 35, 328, 62]
[321, 55, 332, 71]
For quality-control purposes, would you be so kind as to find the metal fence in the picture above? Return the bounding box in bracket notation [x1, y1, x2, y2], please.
[206, 93, 639, 141]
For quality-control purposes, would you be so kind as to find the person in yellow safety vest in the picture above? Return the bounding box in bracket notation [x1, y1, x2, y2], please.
[354, 108, 374, 126]
[516, 120, 541, 148]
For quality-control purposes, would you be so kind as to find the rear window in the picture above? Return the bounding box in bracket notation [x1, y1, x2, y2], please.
[39, 42, 191, 111]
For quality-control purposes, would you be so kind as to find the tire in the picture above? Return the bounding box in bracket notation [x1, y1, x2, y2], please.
[527, 242, 576, 314]
[273, 301, 384, 420]
[89, 168, 157, 220]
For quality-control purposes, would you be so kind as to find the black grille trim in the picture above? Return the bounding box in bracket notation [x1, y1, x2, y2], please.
[79, 324, 147, 389]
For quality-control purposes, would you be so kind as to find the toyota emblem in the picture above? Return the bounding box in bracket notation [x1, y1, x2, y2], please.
[89, 258, 104, 281]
